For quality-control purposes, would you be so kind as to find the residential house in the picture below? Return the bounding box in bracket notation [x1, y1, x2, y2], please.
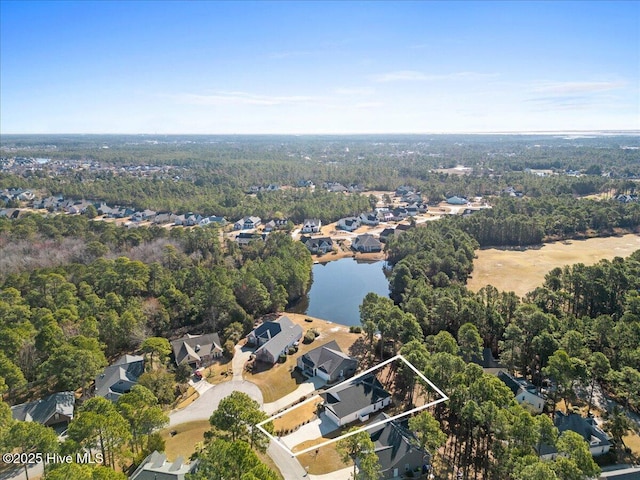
[367, 413, 430, 480]
[11, 391, 75, 431]
[302, 218, 322, 233]
[130, 451, 197, 480]
[337, 216, 361, 232]
[234, 216, 262, 230]
[379, 228, 397, 243]
[446, 196, 468, 205]
[395, 223, 413, 233]
[153, 212, 177, 224]
[297, 180, 315, 188]
[171, 333, 223, 368]
[248, 316, 303, 365]
[352, 234, 383, 253]
[324, 182, 348, 193]
[539, 412, 611, 459]
[301, 235, 334, 254]
[497, 371, 545, 414]
[236, 232, 265, 246]
[95, 354, 144, 402]
[401, 192, 422, 204]
[395, 186, 414, 197]
[376, 209, 394, 223]
[207, 215, 227, 225]
[391, 208, 408, 221]
[263, 220, 277, 232]
[185, 213, 203, 226]
[359, 212, 379, 226]
[321, 373, 392, 427]
[264, 218, 289, 232]
[297, 340, 358, 384]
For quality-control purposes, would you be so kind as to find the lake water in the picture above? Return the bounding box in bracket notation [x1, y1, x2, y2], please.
[288, 258, 390, 326]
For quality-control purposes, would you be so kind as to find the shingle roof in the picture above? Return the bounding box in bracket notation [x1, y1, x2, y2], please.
[300, 340, 356, 377]
[368, 413, 428, 475]
[254, 316, 302, 361]
[539, 412, 611, 456]
[11, 391, 75, 425]
[130, 451, 197, 480]
[171, 333, 222, 365]
[322, 373, 390, 419]
[95, 354, 144, 401]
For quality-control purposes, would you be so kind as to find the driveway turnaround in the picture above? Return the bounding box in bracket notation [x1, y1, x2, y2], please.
[169, 379, 263, 426]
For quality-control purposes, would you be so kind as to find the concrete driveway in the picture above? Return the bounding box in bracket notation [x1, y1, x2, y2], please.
[264, 376, 325, 415]
[169, 379, 263, 426]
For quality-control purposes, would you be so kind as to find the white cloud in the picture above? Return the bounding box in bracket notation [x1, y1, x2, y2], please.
[370, 70, 498, 83]
[532, 81, 626, 95]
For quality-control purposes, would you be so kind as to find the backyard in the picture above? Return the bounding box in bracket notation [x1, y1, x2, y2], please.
[245, 313, 363, 403]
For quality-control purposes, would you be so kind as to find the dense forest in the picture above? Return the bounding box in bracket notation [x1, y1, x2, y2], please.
[0, 134, 639, 479]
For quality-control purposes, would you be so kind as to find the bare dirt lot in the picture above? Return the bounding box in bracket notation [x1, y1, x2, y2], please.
[467, 234, 640, 297]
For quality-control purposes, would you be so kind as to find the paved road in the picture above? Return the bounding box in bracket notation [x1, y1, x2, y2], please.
[169, 379, 263, 426]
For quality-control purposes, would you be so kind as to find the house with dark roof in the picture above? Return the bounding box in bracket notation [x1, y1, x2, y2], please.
[171, 333, 223, 368]
[297, 340, 358, 384]
[539, 412, 611, 459]
[337, 216, 361, 232]
[130, 451, 197, 480]
[234, 216, 262, 230]
[236, 232, 266, 246]
[94, 354, 144, 402]
[497, 371, 545, 414]
[300, 235, 334, 254]
[248, 316, 303, 365]
[321, 373, 391, 426]
[352, 234, 382, 253]
[11, 391, 75, 430]
[359, 212, 380, 226]
[379, 228, 396, 243]
[302, 219, 322, 233]
[367, 413, 430, 480]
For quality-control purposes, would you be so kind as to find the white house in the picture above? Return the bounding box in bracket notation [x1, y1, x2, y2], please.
[302, 219, 322, 233]
[497, 371, 545, 414]
[539, 412, 611, 459]
[321, 373, 391, 426]
[337, 216, 361, 232]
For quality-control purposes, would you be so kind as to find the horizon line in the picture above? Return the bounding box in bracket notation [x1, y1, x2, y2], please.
[1, 129, 639, 137]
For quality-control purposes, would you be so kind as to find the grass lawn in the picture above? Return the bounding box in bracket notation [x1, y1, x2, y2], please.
[467, 234, 640, 297]
[623, 431, 640, 460]
[294, 435, 351, 475]
[202, 356, 233, 385]
[159, 419, 210, 461]
[246, 313, 363, 403]
[272, 398, 322, 433]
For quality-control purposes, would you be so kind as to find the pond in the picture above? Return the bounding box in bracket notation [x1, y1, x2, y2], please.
[288, 258, 390, 326]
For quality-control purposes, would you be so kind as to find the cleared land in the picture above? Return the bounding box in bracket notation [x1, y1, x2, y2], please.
[467, 234, 640, 298]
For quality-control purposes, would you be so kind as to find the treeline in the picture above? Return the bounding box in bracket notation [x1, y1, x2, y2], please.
[363, 222, 639, 478]
[0, 215, 312, 398]
[455, 196, 640, 247]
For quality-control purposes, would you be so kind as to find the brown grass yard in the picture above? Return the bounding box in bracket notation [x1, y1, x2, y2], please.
[246, 313, 363, 403]
[467, 234, 640, 297]
[159, 419, 210, 461]
[202, 356, 233, 385]
[272, 398, 322, 433]
[296, 442, 351, 475]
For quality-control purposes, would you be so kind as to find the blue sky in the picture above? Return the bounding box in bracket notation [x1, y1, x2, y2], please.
[1, 1, 638, 134]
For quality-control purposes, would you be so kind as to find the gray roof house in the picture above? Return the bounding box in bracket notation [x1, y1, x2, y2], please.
[171, 333, 223, 368]
[130, 451, 197, 480]
[539, 412, 612, 459]
[446, 196, 468, 205]
[302, 218, 322, 233]
[11, 391, 75, 430]
[497, 371, 545, 414]
[297, 340, 358, 384]
[367, 414, 430, 480]
[234, 216, 262, 230]
[301, 235, 334, 254]
[352, 234, 382, 253]
[95, 354, 144, 402]
[321, 373, 391, 427]
[337, 216, 361, 232]
[248, 316, 303, 365]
